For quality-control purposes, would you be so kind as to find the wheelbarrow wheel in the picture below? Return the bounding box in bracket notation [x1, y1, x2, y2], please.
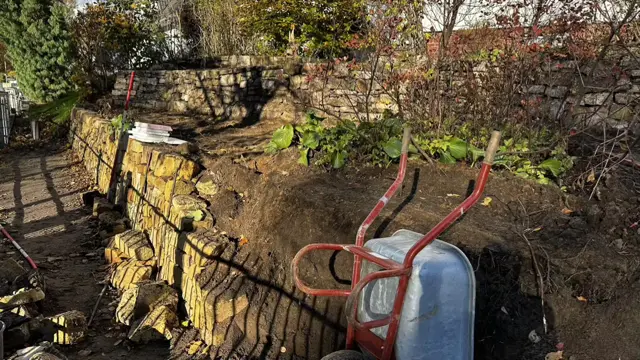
[321, 350, 365, 360]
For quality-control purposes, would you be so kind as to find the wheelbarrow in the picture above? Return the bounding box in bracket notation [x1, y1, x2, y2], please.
[292, 128, 501, 360]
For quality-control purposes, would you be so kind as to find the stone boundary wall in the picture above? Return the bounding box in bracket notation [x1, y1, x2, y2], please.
[68, 108, 251, 346]
[112, 55, 640, 127]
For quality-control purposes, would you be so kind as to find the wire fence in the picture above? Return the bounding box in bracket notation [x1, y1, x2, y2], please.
[0, 85, 28, 148]
[0, 92, 12, 148]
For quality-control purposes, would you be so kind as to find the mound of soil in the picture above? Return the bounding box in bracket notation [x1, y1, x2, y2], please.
[95, 109, 640, 359]
[195, 148, 640, 360]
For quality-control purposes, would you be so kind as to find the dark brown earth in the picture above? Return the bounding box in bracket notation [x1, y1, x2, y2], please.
[2, 113, 640, 360]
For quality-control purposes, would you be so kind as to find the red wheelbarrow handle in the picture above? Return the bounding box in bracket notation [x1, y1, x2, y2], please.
[291, 130, 502, 360]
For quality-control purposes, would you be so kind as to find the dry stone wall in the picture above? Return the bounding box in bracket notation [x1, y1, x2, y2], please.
[69, 108, 250, 346]
[112, 55, 640, 127]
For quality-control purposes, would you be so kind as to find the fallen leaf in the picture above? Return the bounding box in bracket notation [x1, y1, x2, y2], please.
[181, 320, 190, 327]
[561, 208, 573, 215]
[188, 341, 203, 355]
[239, 236, 249, 247]
[201, 345, 211, 354]
[545, 350, 563, 360]
[576, 296, 588, 302]
[586, 169, 596, 183]
[446, 193, 461, 197]
[481, 197, 492, 207]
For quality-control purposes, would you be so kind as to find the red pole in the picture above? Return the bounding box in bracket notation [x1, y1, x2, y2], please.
[0, 224, 37, 269]
[125, 71, 135, 111]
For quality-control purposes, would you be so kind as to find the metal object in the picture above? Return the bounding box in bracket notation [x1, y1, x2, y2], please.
[88, 284, 109, 327]
[31, 120, 39, 141]
[0, 92, 12, 148]
[292, 130, 502, 360]
[0, 223, 38, 270]
[1, 320, 5, 360]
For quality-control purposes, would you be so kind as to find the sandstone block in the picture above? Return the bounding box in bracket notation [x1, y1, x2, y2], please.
[44, 310, 87, 345]
[110, 259, 154, 290]
[111, 230, 154, 261]
[195, 175, 219, 196]
[129, 139, 145, 153]
[128, 305, 177, 343]
[92, 198, 113, 217]
[116, 281, 178, 326]
[0, 288, 46, 310]
[105, 247, 128, 264]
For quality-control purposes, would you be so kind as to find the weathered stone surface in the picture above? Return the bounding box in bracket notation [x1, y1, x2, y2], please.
[43, 310, 87, 345]
[128, 305, 177, 343]
[582, 92, 610, 106]
[92, 198, 113, 217]
[545, 86, 568, 98]
[105, 247, 128, 264]
[111, 230, 154, 261]
[0, 288, 46, 310]
[98, 211, 121, 227]
[110, 259, 154, 290]
[128, 139, 145, 153]
[115, 281, 178, 326]
[195, 175, 219, 196]
[614, 93, 628, 104]
[11, 342, 66, 360]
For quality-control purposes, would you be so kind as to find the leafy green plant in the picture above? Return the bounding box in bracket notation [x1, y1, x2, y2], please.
[109, 114, 132, 134]
[265, 113, 406, 169]
[494, 140, 573, 184]
[413, 135, 485, 164]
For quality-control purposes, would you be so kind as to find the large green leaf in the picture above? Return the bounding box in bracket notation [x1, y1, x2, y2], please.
[298, 148, 309, 166]
[382, 137, 402, 159]
[271, 124, 294, 150]
[439, 151, 457, 164]
[539, 159, 563, 177]
[301, 131, 320, 150]
[469, 146, 485, 163]
[331, 151, 346, 169]
[448, 138, 468, 160]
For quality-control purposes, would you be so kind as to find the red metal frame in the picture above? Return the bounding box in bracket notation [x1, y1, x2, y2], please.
[292, 130, 501, 360]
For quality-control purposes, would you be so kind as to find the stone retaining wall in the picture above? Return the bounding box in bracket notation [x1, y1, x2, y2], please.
[69, 108, 251, 346]
[112, 55, 640, 127]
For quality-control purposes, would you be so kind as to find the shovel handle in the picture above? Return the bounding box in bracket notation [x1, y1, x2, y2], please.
[484, 131, 501, 165]
[401, 127, 411, 155]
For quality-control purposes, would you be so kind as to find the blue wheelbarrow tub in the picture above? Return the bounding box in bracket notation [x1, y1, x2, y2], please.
[358, 230, 476, 360]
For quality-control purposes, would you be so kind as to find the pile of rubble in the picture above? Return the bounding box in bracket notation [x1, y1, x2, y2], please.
[0, 259, 87, 359]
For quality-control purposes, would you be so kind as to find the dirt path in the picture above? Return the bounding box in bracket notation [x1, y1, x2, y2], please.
[0, 148, 167, 360]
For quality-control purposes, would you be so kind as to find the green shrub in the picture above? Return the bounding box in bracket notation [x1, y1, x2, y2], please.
[239, 0, 366, 57]
[0, 0, 75, 103]
[266, 112, 573, 184]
